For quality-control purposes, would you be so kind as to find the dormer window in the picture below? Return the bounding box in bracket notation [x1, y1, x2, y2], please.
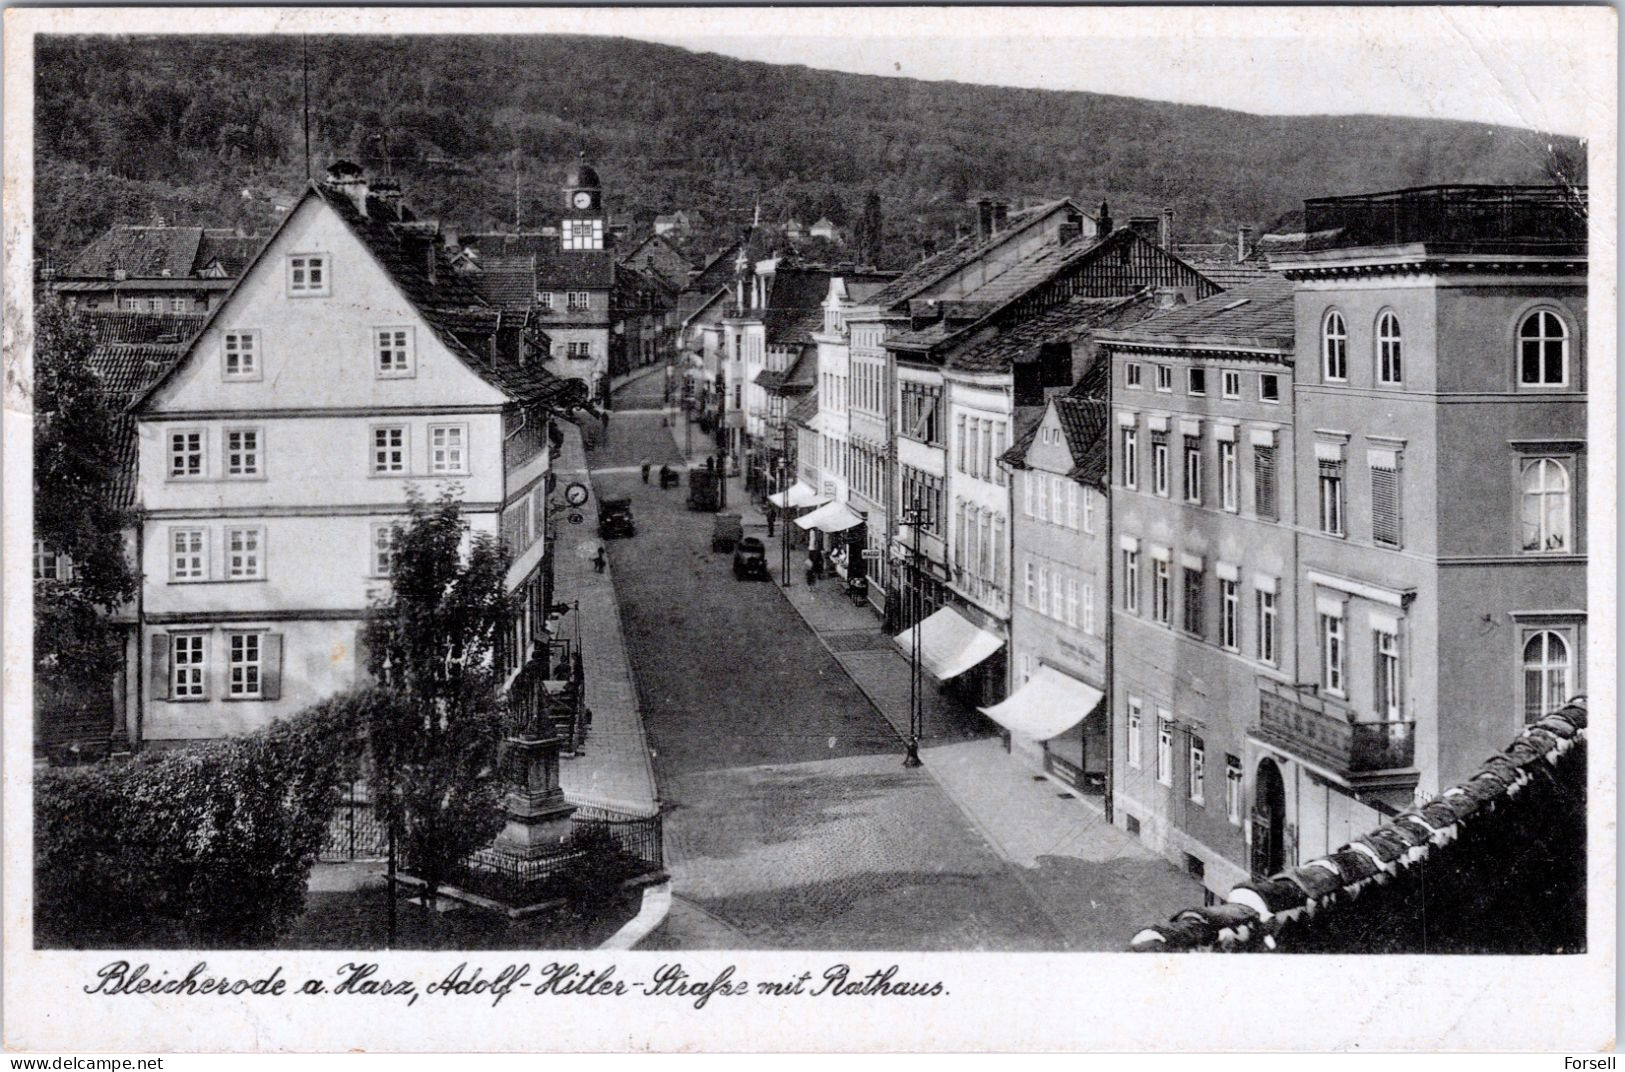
[288, 254, 330, 296]
[537, 292, 554, 310]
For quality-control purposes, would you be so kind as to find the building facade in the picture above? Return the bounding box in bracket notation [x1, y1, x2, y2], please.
[1102, 185, 1588, 899]
[1000, 395, 1111, 789]
[128, 168, 581, 743]
[1100, 275, 1301, 896]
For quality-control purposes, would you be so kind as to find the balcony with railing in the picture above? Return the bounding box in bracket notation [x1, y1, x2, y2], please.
[1301, 185, 1587, 256]
[1253, 677, 1417, 790]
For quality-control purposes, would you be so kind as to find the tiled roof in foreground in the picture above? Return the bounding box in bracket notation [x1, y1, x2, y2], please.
[1128, 700, 1588, 953]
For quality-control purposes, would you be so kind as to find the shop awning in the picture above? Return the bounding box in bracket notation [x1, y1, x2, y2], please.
[768, 481, 827, 509]
[795, 500, 864, 533]
[892, 606, 1004, 682]
[979, 665, 1104, 741]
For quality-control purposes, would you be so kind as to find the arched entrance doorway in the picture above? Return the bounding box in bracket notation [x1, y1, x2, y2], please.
[1252, 758, 1287, 877]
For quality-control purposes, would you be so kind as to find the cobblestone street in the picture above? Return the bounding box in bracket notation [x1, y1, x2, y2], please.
[589, 372, 1194, 949]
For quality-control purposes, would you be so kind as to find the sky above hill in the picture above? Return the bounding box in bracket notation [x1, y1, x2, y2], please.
[614, 7, 1604, 139]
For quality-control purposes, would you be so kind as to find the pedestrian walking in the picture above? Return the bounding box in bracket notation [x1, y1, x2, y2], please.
[806, 553, 817, 587]
[641, 460, 651, 483]
[766, 510, 776, 538]
[592, 544, 607, 574]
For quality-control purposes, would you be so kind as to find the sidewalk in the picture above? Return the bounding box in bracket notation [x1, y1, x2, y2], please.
[550, 420, 660, 816]
[609, 361, 667, 396]
[666, 410, 1203, 946]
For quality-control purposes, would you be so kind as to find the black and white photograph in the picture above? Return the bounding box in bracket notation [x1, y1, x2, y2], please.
[2, 4, 1614, 1054]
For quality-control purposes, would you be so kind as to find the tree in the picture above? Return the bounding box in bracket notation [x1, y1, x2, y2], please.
[855, 190, 885, 268]
[362, 488, 512, 911]
[33, 300, 138, 713]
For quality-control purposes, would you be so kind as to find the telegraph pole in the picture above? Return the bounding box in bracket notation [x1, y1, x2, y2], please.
[780, 417, 792, 586]
[900, 500, 926, 767]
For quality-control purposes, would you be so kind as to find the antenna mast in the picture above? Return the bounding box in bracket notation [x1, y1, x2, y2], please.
[302, 36, 311, 181]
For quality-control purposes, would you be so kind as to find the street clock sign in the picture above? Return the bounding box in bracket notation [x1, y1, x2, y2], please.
[564, 482, 590, 507]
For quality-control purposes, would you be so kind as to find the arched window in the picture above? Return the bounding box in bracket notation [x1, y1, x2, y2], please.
[1522, 631, 1571, 722]
[1322, 311, 1348, 381]
[1376, 311, 1403, 385]
[1519, 310, 1569, 386]
[1520, 457, 1571, 553]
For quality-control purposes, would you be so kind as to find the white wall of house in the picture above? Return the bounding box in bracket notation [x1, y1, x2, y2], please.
[944, 373, 1013, 618]
[134, 193, 525, 742]
[815, 331, 850, 505]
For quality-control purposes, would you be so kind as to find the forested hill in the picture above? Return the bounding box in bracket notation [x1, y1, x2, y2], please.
[35, 34, 1579, 267]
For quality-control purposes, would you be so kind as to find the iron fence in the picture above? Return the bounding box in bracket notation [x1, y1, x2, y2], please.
[319, 782, 388, 862]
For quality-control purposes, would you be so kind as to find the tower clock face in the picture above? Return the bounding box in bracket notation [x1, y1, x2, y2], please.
[573, 191, 593, 209]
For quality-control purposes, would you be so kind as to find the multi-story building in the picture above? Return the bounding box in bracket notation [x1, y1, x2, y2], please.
[1269, 184, 1588, 866]
[994, 392, 1111, 790]
[461, 162, 615, 400]
[1099, 275, 1299, 895]
[52, 224, 263, 313]
[867, 198, 1101, 639]
[619, 231, 693, 291]
[611, 263, 677, 374]
[820, 275, 899, 604]
[126, 164, 583, 744]
[1101, 185, 1587, 898]
[889, 214, 1217, 706]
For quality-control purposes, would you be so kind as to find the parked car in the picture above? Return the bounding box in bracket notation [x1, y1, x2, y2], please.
[711, 512, 743, 552]
[732, 536, 768, 579]
[597, 498, 635, 538]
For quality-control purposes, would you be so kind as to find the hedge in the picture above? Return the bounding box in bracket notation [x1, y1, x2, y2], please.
[35, 692, 372, 948]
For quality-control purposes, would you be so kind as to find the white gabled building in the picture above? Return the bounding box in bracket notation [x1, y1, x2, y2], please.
[128, 164, 586, 744]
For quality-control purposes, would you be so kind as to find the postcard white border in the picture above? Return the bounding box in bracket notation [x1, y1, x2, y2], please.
[3, 5, 1615, 1053]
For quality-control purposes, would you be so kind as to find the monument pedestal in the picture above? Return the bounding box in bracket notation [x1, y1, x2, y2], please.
[491, 733, 577, 860]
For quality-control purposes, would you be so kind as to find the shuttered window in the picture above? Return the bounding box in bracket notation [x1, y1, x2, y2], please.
[1254, 445, 1277, 520]
[1318, 461, 1345, 535]
[1371, 463, 1401, 547]
[1182, 567, 1204, 637]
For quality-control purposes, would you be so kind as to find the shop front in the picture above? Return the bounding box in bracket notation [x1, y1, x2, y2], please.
[979, 664, 1106, 791]
[795, 501, 867, 597]
[890, 605, 1006, 707]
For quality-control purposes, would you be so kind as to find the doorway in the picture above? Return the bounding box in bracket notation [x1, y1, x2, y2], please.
[1252, 757, 1287, 877]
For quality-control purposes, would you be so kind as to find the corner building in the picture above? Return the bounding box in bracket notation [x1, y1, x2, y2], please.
[1103, 185, 1588, 898]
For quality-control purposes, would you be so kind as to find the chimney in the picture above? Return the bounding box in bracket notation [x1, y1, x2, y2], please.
[323, 160, 369, 217]
[369, 177, 404, 222]
[976, 199, 995, 240]
[991, 202, 1009, 234]
[1159, 208, 1175, 250]
[1097, 201, 1113, 235]
[921, 237, 938, 257]
[1237, 226, 1255, 262]
[1127, 216, 1162, 245]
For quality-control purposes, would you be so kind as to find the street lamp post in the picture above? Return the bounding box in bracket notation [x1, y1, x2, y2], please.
[780, 416, 793, 587]
[898, 500, 927, 768]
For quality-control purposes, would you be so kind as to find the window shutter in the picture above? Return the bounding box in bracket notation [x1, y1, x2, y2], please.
[1254, 445, 1277, 520]
[148, 633, 171, 701]
[1371, 465, 1400, 546]
[261, 633, 283, 701]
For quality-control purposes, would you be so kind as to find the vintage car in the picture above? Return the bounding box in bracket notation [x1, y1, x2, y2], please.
[732, 536, 769, 579]
[597, 497, 635, 538]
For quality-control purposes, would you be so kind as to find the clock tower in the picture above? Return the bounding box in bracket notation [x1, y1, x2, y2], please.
[561, 159, 605, 251]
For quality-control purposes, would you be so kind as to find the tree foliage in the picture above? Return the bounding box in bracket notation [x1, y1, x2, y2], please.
[362, 488, 512, 903]
[33, 300, 138, 689]
[33, 35, 1581, 268]
[35, 694, 367, 947]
